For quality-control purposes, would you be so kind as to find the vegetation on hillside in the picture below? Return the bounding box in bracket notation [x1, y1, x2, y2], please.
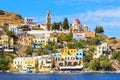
[62, 18, 69, 29]
[95, 26, 104, 34]
[0, 54, 15, 70]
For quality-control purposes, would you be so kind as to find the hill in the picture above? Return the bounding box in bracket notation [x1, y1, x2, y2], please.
[0, 10, 24, 26]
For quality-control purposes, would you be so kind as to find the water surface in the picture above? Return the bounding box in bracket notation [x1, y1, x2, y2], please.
[0, 73, 120, 80]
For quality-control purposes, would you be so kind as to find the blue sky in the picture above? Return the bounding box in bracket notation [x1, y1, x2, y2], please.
[1, 0, 120, 37]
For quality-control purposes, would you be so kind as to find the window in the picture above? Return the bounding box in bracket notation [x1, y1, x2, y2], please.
[31, 61, 33, 64]
[56, 58, 57, 61]
[68, 57, 69, 60]
[25, 61, 27, 64]
[76, 53, 78, 55]
[80, 53, 82, 55]
[99, 51, 101, 53]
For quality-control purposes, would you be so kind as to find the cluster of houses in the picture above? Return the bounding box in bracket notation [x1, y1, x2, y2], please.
[0, 28, 15, 53]
[11, 49, 84, 72]
[0, 10, 118, 72]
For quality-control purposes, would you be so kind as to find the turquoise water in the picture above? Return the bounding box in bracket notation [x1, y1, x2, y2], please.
[0, 73, 120, 80]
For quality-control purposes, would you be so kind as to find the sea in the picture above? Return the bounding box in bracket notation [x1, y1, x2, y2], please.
[0, 73, 120, 80]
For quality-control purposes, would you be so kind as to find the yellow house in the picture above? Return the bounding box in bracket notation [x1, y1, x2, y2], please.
[23, 57, 36, 71]
[0, 35, 14, 46]
[46, 37, 57, 43]
[13, 57, 36, 71]
[0, 39, 3, 44]
[18, 33, 33, 46]
[13, 58, 25, 71]
[9, 38, 14, 47]
[12, 56, 53, 72]
[61, 48, 77, 59]
[1, 35, 9, 42]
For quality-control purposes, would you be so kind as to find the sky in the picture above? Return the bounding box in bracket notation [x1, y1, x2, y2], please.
[1, 0, 120, 37]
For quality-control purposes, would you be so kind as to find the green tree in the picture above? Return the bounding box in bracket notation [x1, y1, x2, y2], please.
[1, 26, 8, 32]
[0, 10, 5, 15]
[52, 22, 61, 30]
[83, 52, 93, 63]
[89, 59, 100, 71]
[99, 56, 112, 70]
[111, 51, 120, 61]
[0, 54, 15, 70]
[87, 37, 101, 45]
[95, 26, 104, 34]
[62, 18, 69, 29]
[59, 33, 73, 42]
[35, 59, 39, 71]
[67, 41, 83, 49]
[6, 31, 15, 38]
[25, 47, 33, 56]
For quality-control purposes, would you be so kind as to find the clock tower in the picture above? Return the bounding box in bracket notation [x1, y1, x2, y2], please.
[46, 10, 51, 31]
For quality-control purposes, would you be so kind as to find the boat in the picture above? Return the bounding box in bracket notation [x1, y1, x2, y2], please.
[19, 68, 32, 73]
[50, 70, 54, 73]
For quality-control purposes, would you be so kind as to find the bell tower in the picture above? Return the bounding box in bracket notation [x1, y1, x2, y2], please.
[46, 10, 51, 31]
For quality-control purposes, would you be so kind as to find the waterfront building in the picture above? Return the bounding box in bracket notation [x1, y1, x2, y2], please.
[54, 53, 65, 68]
[13, 57, 24, 70]
[13, 57, 36, 71]
[76, 50, 84, 60]
[38, 56, 53, 72]
[23, 57, 36, 71]
[53, 49, 84, 71]
[61, 48, 77, 59]
[12, 55, 53, 72]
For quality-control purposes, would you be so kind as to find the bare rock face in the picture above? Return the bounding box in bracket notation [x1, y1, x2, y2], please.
[0, 10, 24, 26]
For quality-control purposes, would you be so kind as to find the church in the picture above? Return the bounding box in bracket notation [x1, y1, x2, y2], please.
[69, 18, 88, 32]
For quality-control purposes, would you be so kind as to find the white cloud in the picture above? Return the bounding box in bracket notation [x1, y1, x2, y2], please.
[34, 7, 120, 37]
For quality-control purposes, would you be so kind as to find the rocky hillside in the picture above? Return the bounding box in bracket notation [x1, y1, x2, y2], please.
[0, 10, 24, 26]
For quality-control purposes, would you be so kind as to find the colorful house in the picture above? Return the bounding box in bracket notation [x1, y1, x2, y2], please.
[38, 57, 53, 72]
[9, 25, 23, 35]
[18, 33, 33, 46]
[13, 57, 36, 71]
[84, 31, 95, 39]
[61, 48, 77, 59]
[94, 42, 108, 58]
[0, 35, 14, 53]
[13, 55, 53, 72]
[73, 32, 84, 41]
[32, 34, 57, 48]
[76, 50, 84, 60]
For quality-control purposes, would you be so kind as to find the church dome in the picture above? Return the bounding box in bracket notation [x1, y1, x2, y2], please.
[73, 18, 80, 24]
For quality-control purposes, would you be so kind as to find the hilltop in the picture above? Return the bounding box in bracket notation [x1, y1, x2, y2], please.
[0, 10, 24, 26]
